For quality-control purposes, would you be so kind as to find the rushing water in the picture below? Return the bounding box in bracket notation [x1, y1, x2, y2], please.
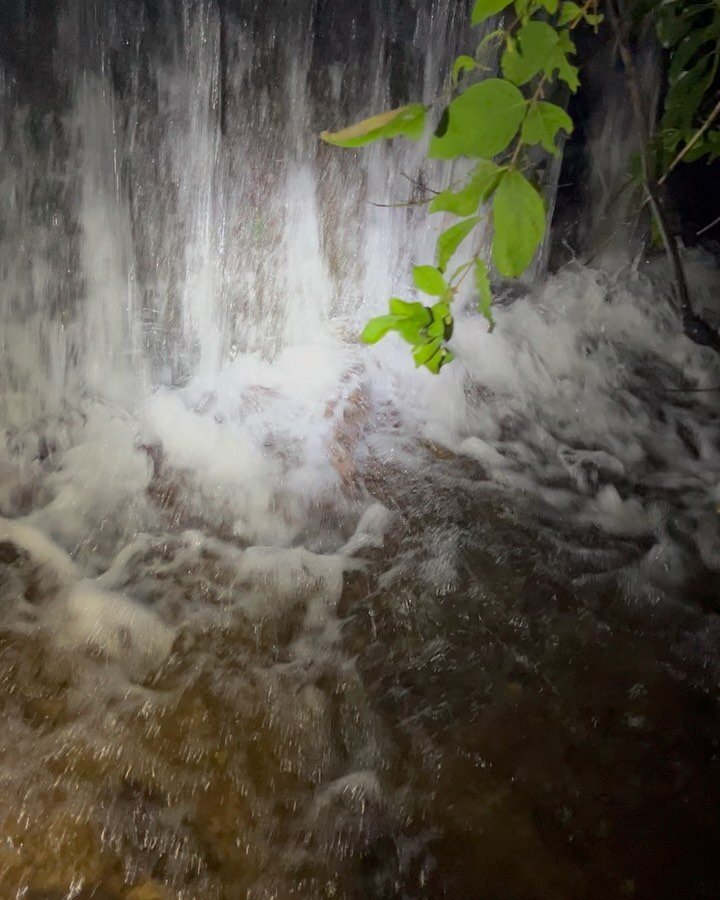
[1, 1, 720, 898]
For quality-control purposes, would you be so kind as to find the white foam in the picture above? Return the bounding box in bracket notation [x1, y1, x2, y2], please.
[45, 579, 175, 679]
[340, 503, 394, 557]
[0, 516, 79, 583]
[580, 485, 652, 537]
[458, 436, 508, 468]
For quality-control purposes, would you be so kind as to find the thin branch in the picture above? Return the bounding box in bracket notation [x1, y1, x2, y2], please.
[452, 255, 479, 292]
[369, 196, 435, 209]
[658, 94, 720, 186]
[371, 171, 470, 209]
[569, 0, 599, 30]
[697, 212, 720, 237]
[508, 75, 548, 170]
[401, 171, 440, 195]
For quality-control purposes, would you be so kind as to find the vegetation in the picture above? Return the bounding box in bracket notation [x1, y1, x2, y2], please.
[655, 0, 720, 171]
[321, 0, 720, 372]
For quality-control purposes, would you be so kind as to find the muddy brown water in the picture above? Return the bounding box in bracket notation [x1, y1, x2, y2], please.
[0, 446, 718, 900]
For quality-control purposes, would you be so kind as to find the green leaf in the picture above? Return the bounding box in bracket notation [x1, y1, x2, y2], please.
[429, 79, 526, 160]
[450, 260, 474, 282]
[521, 101, 573, 155]
[396, 319, 429, 344]
[552, 30, 580, 91]
[413, 338, 443, 367]
[557, 1, 582, 25]
[430, 160, 502, 216]
[657, 4, 705, 48]
[556, 28, 576, 53]
[452, 55, 478, 85]
[663, 58, 713, 134]
[360, 315, 402, 344]
[437, 216, 480, 272]
[361, 299, 435, 346]
[554, 56, 580, 92]
[431, 301, 454, 339]
[387, 298, 433, 344]
[501, 21, 559, 86]
[492, 170, 546, 277]
[538, 0, 559, 13]
[478, 27, 507, 56]
[427, 318, 445, 338]
[413, 265, 449, 296]
[682, 138, 714, 162]
[474, 258, 494, 330]
[707, 129, 720, 161]
[659, 126, 682, 152]
[320, 104, 426, 148]
[501, 21, 579, 92]
[388, 297, 430, 320]
[471, 0, 513, 25]
[669, 29, 714, 85]
[425, 347, 454, 374]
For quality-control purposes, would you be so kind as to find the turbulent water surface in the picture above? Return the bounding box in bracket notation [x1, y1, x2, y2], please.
[1, 1, 720, 898]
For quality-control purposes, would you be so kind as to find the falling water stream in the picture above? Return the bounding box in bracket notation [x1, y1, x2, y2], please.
[1, 1, 720, 897]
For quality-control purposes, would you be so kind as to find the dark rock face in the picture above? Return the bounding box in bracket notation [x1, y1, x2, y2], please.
[552, 23, 720, 262]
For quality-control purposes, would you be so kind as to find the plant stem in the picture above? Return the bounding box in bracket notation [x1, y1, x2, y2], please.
[569, 0, 598, 30]
[697, 212, 720, 237]
[452, 256, 478, 293]
[369, 197, 435, 209]
[509, 75, 548, 170]
[658, 95, 720, 185]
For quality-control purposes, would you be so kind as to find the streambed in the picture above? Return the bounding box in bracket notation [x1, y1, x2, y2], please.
[1, 270, 720, 898]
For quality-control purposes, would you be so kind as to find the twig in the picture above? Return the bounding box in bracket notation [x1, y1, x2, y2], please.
[508, 75, 548, 170]
[697, 213, 720, 237]
[452, 254, 480, 292]
[569, 0, 599, 30]
[369, 196, 435, 209]
[658, 95, 720, 186]
[401, 172, 440, 195]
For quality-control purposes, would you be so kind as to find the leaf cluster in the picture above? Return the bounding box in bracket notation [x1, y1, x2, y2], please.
[320, 0, 600, 371]
[655, 0, 720, 167]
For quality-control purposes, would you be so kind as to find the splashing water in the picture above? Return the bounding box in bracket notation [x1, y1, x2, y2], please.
[1, 1, 720, 897]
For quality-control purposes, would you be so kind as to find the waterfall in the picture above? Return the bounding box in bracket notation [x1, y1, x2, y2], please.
[0, 0, 468, 425]
[2, 6, 720, 898]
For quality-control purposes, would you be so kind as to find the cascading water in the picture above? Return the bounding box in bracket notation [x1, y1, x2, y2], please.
[1, 0, 464, 410]
[1, 1, 720, 898]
